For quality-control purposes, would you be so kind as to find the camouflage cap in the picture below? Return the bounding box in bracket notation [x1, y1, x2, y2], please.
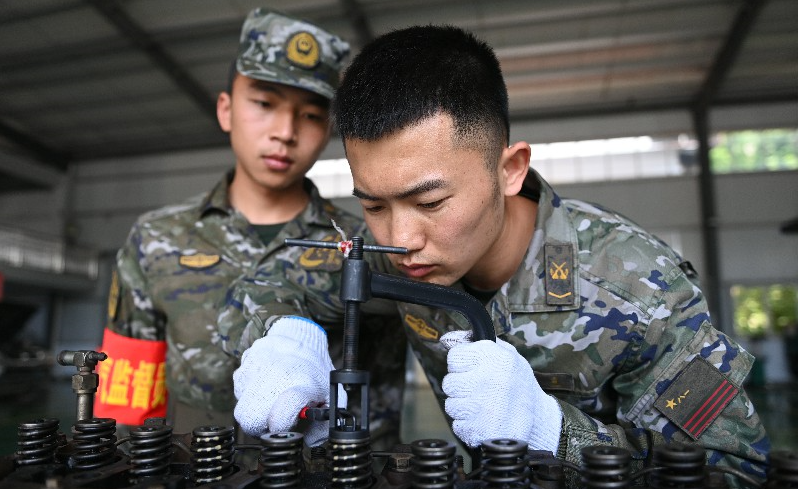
[236, 8, 350, 100]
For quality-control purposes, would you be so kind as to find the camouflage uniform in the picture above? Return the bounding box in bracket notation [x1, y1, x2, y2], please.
[399, 169, 769, 487]
[109, 173, 406, 446]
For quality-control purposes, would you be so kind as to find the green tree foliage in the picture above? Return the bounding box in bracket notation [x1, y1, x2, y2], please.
[732, 284, 798, 338]
[711, 128, 798, 173]
[732, 285, 769, 338]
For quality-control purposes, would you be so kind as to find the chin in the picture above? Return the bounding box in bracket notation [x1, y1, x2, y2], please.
[424, 275, 457, 287]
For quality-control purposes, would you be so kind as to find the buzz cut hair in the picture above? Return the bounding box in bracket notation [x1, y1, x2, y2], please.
[332, 25, 510, 171]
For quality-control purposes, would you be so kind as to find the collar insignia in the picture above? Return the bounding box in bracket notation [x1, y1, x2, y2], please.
[545, 243, 575, 305]
[178, 253, 221, 269]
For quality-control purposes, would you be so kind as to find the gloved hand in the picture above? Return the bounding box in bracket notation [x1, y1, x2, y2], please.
[233, 316, 346, 445]
[441, 330, 562, 452]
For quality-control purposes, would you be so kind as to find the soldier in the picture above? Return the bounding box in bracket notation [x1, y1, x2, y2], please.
[232, 24, 770, 485]
[96, 8, 405, 449]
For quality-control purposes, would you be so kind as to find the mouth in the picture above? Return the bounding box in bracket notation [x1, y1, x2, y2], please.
[398, 262, 435, 280]
[263, 153, 293, 171]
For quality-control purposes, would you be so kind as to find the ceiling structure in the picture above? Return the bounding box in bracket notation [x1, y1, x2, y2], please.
[1, 0, 796, 193]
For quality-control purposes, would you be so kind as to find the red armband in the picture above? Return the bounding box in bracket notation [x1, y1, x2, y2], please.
[94, 329, 168, 425]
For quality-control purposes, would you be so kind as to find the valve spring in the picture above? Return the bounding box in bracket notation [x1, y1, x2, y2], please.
[16, 418, 60, 465]
[259, 432, 303, 488]
[128, 424, 173, 478]
[648, 442, 705, 488]
[70, 418, 117, 470]
[482, 438, 530, 489]
[580, 446, 631, 488]
[328, 436, 372, 488]
[410, 438, 457, 489]
[191, 425, 235, 484]
[767, 450, 798, 488]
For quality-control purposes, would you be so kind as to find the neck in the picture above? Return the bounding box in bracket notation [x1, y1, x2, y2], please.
[228, 174, 309, 225]
[464, 194, 537, 291]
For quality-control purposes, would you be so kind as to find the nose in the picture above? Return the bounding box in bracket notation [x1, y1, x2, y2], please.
[389, 211, 425, 253]
[270, 107, 297, 144]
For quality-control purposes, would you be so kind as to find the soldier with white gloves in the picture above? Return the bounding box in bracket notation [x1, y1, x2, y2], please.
[233, 22, 769, 488]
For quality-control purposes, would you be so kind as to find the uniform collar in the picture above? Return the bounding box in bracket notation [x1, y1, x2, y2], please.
[198, 170, 336, 232]
[493, 168, 581, 315]
[199, 170, 235, 218]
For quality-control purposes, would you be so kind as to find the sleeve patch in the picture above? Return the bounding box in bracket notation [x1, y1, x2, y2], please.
[654, 357, 739, 440]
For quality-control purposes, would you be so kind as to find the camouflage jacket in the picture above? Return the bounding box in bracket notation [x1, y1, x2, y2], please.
[398, 169, 769, 486]
[108, 171, 406, 441]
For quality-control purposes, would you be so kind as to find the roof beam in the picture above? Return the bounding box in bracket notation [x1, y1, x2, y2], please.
[0, 148, 64, 188]
[338, 0, 374, 47]
[84, 0, 217, 121]
[693, 0, 769, 109]
[690, 0, 768, 331]
[0, 120, 71, 171]
[510, 90, 798, 123]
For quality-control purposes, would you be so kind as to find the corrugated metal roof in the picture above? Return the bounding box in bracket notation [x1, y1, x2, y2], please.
[0, 0, 796, 191]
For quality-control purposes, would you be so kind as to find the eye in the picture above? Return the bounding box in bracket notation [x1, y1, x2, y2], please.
[303, 112, 327, 123]
[419, 199, 445, 210]
[254, 99, 272, 108]
[363, 204, 385, 214]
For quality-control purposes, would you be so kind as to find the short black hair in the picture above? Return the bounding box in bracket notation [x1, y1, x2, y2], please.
[332, 25, 509, 166]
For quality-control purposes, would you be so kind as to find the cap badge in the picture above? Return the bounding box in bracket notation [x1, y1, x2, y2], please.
[286, 31, 320, 69]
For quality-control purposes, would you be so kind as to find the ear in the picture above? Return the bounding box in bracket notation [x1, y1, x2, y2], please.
[217, 91, 232, 133]
[500, 142, 531, 196]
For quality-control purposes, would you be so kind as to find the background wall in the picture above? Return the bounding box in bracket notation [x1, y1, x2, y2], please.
[1, 127, 796, 383]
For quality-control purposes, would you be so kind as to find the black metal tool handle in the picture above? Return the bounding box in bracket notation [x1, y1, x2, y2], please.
[286, 236, 496, 342]
[368, 271, 496, 342]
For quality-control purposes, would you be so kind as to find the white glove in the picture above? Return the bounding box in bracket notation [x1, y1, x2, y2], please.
[233, 316, 346, 445]
[441, 330, 562, 452]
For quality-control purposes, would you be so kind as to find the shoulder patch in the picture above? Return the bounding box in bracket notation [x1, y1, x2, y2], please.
[654, 357, 739, 440]
[545, 243, 575, 305]
[404, 314, 439, 341]
[179, 253, 221, 269]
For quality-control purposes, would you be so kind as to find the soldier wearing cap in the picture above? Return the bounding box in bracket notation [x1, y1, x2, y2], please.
[98, 8, 406, 449]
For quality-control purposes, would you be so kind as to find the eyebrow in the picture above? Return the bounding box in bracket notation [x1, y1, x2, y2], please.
[352, 178, 447, 201]
[250, 80, 282, 97]
[250, 80, 329, 109]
